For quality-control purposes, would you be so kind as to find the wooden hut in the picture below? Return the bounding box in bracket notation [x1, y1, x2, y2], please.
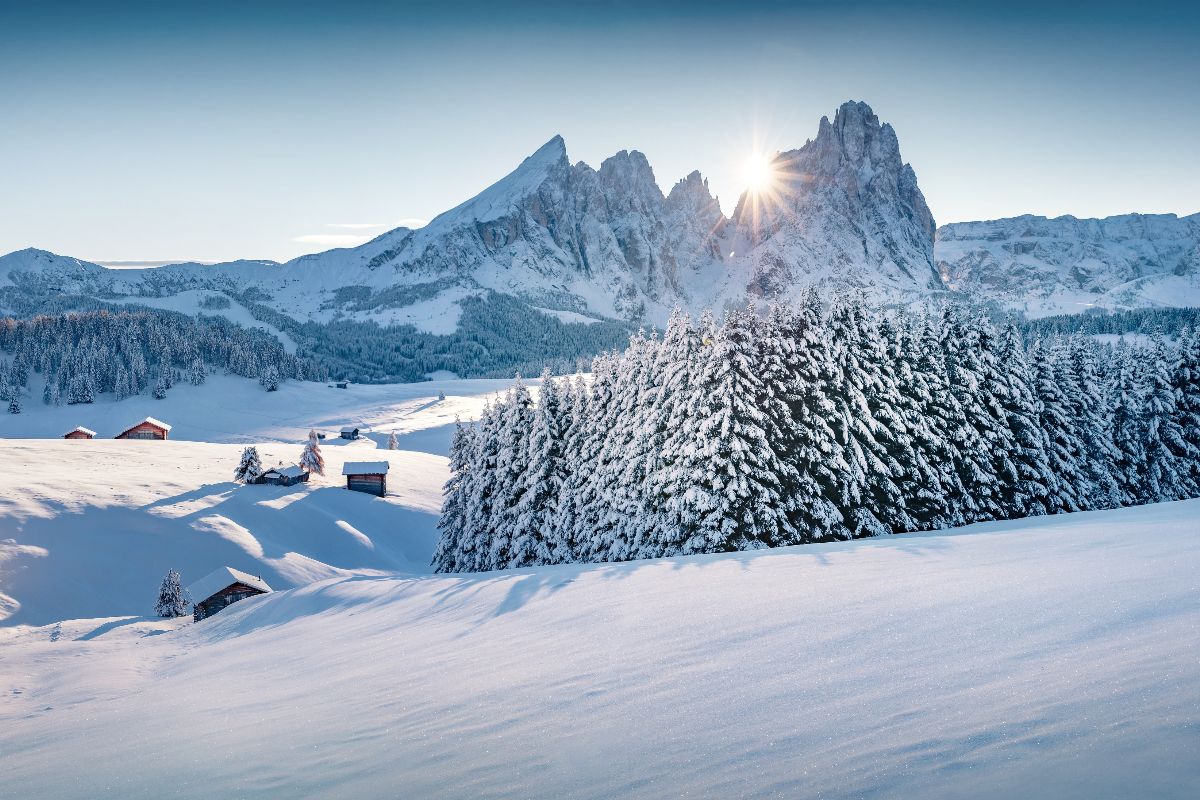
[115, 416, 171, 440]
[335, 381, 349, 389]
[339, 426, 360, 440]
[255, 464, 310, 486]
[63, 426, 96, 440]
[186, 566, 272, 622]
[342, 461, 389, 496]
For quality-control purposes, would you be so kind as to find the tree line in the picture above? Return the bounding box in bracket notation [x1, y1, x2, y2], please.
[0, 310, 326, 409]
[434, 294, 1200, 572]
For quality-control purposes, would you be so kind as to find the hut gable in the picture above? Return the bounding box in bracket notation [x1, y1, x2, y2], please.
[255, 464, 310, 486]
[115, 417, 172, 440]
[187, 567, 272, 622]
[342, 461, 389, 496]
[63, 426, 97, 439]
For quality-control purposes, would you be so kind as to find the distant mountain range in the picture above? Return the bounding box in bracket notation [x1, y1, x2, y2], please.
[2, 101, 1197, 338]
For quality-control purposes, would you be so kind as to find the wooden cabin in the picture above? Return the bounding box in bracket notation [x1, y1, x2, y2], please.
[255, 464, 310, 486]
[63, 426, 96, 440]
[339, 426, 360, 440]
[335, 381, 349, 389]
[115, 416, 171, 440]
[187, 566, 272, 622]
[342, 461, 389, 496]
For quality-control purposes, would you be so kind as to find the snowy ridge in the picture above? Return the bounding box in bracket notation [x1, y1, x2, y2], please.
[936, 212, 1200, 316]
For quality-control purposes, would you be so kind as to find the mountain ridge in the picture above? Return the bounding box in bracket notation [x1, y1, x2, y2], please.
[2, 102, 1197, 334]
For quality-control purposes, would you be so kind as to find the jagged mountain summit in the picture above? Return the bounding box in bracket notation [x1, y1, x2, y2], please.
[936, 212, 1200, 316]
[2, 100, 1194, 340]
[0, 101, 940, 330]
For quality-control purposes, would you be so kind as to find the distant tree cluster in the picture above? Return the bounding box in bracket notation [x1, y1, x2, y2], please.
[1022, 306, 1200, 338]
[0, 310, 326, 406]
[434, 296, 1200, 572]
[241, 292, 633, 383]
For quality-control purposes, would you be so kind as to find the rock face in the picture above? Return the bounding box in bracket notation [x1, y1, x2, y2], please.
[731, 100, 939, 299]
[5, 101, 1190, 331]
[935, 213, 1200, 316]
[0, 101, 942, 328]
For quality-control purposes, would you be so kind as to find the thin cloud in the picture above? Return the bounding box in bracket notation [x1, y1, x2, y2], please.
[326, 223, 389, 229]
[396, 218, 429, 228]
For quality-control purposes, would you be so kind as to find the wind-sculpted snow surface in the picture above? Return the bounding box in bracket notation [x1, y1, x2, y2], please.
[1, 500, 1198, 799]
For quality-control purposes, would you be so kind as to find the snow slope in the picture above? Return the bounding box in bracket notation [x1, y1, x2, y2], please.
[1, 500, 1197, 799]
[0, 377, 537, 626]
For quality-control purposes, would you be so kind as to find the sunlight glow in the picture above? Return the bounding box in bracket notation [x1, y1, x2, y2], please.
[741, 152, 778, 195]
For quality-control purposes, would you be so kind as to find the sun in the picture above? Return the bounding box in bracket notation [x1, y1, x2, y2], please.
[741, 151, 777, 194]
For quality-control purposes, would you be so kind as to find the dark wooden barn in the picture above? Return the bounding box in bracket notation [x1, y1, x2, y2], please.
[255, 464, 310, 486]
[342, 461, 389, 496]
[115, 416, 171, 440]
[186, 566, 273, 622]
[63, 426, 96, 440]
[339, 426, 360, 440]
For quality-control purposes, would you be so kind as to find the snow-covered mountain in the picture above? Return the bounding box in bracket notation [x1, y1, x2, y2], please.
[0, 101, 940, 330]
[3, 101, 1195, 339]
[936, 213, 1200, 316]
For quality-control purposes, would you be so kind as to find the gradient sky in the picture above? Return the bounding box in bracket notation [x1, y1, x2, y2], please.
[2, 1, 1197, 264]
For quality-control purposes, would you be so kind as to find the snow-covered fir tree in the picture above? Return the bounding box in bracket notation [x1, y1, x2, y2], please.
[234, 446, 263, 483]
[299, 430, 325, 477]
[387, 430, 398, 450]
[154, 569, 190, 618]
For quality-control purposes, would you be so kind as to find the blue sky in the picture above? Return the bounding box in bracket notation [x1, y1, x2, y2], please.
[2, 1, 1196, 263]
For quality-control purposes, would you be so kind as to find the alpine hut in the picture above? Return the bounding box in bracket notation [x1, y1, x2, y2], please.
[63, 426, 96, 440]
[255, 464, 310, 486]
[187, 567, 272, 622]
[342, 461, 389, 496]
[339, 426, 360, 440]
[115, 416, 171, 440]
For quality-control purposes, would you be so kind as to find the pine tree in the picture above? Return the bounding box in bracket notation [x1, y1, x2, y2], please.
[510, 370, 569, 566]
[299, 429, 325, 476]
[387, 430, 399, 450]
[261, 365, 280, 392]
[1139, 335, 1185, 502]
[153, 373, 169, 399]
[7, 396, 20, 414]
[234, 446, 263, 483]
[487, 378, 535, 568]
[993, 325, 1056, 517]
[433, 418, 476, 572]
[1029, 341, 1085, 513]
[154, 569, 190, 618]
[1066, 335, 1123, 510]
[1108, 345, 1145, 504]
[189, 358, 207, 386]
[1170, 328, 1200, 496]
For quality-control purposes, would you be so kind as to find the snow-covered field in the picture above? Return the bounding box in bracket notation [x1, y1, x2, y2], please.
[1, 500, 1197, 799]
[1, 375, 1198, 798]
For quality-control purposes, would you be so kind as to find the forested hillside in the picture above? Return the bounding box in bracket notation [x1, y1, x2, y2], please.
[0, 310, 324, 408]
[435, 296, 1200, 571]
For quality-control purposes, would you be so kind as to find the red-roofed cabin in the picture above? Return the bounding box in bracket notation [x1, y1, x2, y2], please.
[115, 417, 172, 440]
[64, 426, 96, 440]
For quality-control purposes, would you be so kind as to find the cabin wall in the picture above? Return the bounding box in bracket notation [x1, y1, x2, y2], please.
[346, 474, 386, 496]
[117, 422, 168, 440]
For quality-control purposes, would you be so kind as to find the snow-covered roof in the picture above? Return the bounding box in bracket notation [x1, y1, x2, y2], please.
[263, 464, 306, 478]
[342, 461, 390, 475]
[65, 426, 96, 436]
[186, 566, 272, 604]
[340, 426, 359, 433]
[116, 416, 173, 436]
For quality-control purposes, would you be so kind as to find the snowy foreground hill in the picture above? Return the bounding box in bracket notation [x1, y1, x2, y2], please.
[1, 499, 1198, 799]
